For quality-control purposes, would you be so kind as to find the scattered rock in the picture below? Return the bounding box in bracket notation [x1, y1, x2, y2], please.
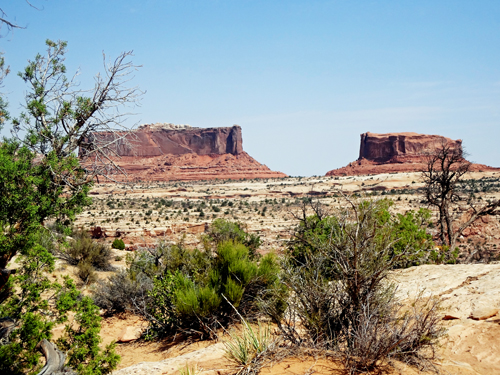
[470, 306, 499, 320]
[117, 326, 142, 343]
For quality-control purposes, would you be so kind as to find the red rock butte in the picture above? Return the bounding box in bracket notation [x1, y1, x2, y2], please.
[326, 132, 498, 176]
[81, 123, 286, 182]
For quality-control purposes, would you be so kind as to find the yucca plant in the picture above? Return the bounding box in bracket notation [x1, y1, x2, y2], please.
[224, 317, 274, 375]
[179, 363, 197, 375]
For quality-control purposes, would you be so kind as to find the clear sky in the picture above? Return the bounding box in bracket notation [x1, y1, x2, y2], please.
[1, 0, 499, 176]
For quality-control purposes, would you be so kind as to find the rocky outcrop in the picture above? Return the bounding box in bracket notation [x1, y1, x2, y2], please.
[113, 342, 229, 375]
[358, 132, 461, 163]
[83, 124, 286, 181]
[326, 132, 498, 176]
[85, 123, 243, 157]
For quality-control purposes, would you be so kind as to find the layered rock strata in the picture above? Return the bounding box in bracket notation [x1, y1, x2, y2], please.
[83, 123, 286, 181]
[326, 132, 498, 176]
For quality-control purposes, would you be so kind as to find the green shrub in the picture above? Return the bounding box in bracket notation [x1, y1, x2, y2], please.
[111, 239, 125, 250]
[57, 292, 120, 374]
[64, 230, 112, 271]
[272, 198, 445, 373]
[144, 241, 285, 339]
[95, 231, 285, 339]
[0, 243, 119, 375]
[287, 199, 434, 271]
[205, 219, 262, 260]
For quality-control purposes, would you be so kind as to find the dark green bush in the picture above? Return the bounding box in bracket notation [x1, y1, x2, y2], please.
[205, 219, 262, 260]
[144, 241, 285, 339]
[111, 238, 125, 250]
[92, 223, 284, 339]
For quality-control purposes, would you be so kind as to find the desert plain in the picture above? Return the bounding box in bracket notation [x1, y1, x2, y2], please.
[58, 170, 500, 375]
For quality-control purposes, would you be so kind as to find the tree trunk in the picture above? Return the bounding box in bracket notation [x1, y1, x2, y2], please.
[36, 339, 76, 375]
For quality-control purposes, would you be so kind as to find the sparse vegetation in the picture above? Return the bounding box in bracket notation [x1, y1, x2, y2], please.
[61, 230, 113, 285]
[262, 198, 446, 373]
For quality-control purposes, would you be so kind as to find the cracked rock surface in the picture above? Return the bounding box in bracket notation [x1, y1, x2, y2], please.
[393, 263, 500, 374]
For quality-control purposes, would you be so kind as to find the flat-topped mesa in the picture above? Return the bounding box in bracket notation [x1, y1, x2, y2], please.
[82, 124, 286, 182]
[88, 124, 243, 157]
[358, 132, 462, 163]
[326, 132, 497, 176]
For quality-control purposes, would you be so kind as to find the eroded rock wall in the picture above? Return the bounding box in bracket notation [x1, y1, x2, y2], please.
[326, 132, 497, 176]
[87, 124, 243, 157]
[359, 132, 462, 163]
[82, 124, 285, 181]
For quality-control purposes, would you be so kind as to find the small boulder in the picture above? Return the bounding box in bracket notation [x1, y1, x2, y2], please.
[117, 326, 142, 343]
[469, 307, 498, 320]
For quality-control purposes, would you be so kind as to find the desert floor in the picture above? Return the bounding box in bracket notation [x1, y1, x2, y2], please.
[64, 171, 500, 375]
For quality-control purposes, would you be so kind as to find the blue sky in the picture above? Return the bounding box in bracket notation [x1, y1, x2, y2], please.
[1, 0, 499, 176]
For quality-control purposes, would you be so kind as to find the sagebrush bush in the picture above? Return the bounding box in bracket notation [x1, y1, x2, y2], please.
[92, 270, 152, 315]
[266, 199, 445, 373]
[63, 230, 112, 271]
[77, 261, 98, 285]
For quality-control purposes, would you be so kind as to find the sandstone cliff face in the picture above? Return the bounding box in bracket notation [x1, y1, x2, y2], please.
[359, 132, 462, 163]
[326, 132, 497, 176]
[84, 123, 285, 181]
[88, 123, 243, 157]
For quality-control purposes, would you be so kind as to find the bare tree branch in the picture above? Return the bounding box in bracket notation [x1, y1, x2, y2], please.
[421, 140, 500, 253]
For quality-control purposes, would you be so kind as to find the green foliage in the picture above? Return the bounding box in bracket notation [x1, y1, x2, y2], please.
[128, 240, 212, 281]
[390, 208, 434, 267]
[57, 292, 120, 375]
[429, 244, 459, 264]
[0, 38, 139, 373]
[0, 243, 56, 374]
[179, 363, 198, 375]
[0, 245, 119, 374]
[142, 241, 285, 339]
[0, 141, 91, 273]
[111, 238, 125, 250]
[145, 274, 177, 338]
[205, 219, 262, 260]
[288, 199, 434, 271]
